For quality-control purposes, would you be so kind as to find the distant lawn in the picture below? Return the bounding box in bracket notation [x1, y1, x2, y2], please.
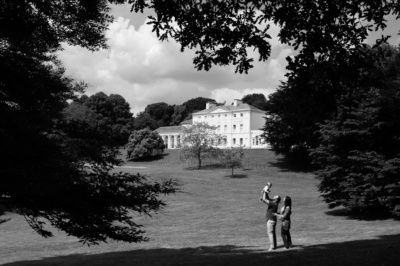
[1, 149, 400, 265]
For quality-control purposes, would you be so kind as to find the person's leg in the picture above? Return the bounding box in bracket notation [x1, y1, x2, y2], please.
[267, 220, 277, 250]
[287, 229, 292, 247]
[272, 222, 277, 248]
[281, 224, 288, 248]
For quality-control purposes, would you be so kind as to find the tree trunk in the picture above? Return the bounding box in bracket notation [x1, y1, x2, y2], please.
[231, 167, 234, 177]
[198, 159, 202, 169]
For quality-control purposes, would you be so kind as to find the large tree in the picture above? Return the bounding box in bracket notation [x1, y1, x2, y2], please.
[310, 46, 400, 216]
[126, 129, 165, 160]
[180, 122, 221, 169]
[71, 92, 135, 146]
[0, 0, 177, 244]
[182, 97, 216, 114]
[242, 93, 267, 111]
[122, 0, 400, 75]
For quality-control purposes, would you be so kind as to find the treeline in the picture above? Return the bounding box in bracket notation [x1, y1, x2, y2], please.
[134, 93, 267, 130]
[70, 93, 268, 137]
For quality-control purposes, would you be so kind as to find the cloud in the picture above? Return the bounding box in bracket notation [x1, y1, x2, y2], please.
[58, 16, 292, 116]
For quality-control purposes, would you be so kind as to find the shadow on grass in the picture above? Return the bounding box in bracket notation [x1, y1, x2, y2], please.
[4, 234, 400, 266]
[325, 208, 400, 221]
[127, 153, 170, 162]
[268, 158, 315, 173]
[184, 164, 224, 170]
[224, 174, 248, 178]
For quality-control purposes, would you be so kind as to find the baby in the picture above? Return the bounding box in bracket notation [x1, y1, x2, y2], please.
[260, 182, 272, 201]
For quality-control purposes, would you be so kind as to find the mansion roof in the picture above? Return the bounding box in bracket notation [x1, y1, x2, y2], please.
[154, 125, 183, 134]
[193, 103, 264, 115]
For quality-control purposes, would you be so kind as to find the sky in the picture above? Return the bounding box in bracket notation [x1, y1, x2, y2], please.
[57, 3, 400, 116]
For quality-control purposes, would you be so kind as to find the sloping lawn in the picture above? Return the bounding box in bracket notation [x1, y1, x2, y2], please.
[1, 149, 399, 265]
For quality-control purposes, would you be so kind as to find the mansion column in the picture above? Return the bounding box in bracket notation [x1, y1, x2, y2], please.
[168, 135, 172, 149]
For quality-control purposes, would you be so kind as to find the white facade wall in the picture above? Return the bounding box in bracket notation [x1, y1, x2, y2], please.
[192, 108, 268, 149]
[157, 102, 269, 149]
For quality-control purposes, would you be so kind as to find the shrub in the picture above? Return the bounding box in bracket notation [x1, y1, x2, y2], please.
[126, 129, 165, 160]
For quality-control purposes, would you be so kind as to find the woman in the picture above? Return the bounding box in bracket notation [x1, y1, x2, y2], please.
[279, 196, 292, 249]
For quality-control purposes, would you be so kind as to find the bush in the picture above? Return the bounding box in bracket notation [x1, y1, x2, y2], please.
[126, 129, 165, 160]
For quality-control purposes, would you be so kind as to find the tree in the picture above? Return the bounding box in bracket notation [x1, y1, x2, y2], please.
[134, 111, 161, 131]
[242, 93, 267, 111]
[124, 0, 399, 75]
[126, 129, 165, 160]
[310, 46, 400, 216]
[220, 147, 245, 177]
[144, 102, 175, 127]
[179, 122, 221, 169]
[170, 105, 188, 125]
[1, 1, 178, 244]
[182, 97, 216, 114]
[78, 92, 135, 146]
[261, 64, 341, 163]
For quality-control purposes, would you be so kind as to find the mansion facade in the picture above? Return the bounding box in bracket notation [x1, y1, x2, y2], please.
[155, 99, 269, 149]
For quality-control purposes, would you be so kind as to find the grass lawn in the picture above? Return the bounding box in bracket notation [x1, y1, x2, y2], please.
[1, 149, 399, 265]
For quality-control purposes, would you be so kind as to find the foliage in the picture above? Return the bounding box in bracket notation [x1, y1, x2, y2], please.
[123, 0, 400, 75]
[126, 129, 165, 160]
[220, 147, 245, 177]
[134, 102, 175, 130]
[262, 63, 341, 163]
[241, 93, 267, 111]
[144, 102, 175, 127]
[134, 111, 160, 131]
[170, 105, 189, 126]
[182, 97, 216, 114]
[64, 93, 135, 147]
[1, 0, 112, 59]
[0, 0, 178, 244]
[310, 46, 400, 216]
[179, 122, 221, 169]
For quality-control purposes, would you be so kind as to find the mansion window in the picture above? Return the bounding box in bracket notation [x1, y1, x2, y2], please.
[217, 125, 221, 131]
[224, 125, 227, 132]
[240, 113, 243, 117]
[233, 114, 237, 117]
[240, 124, 243, 132]
[233, 125, 236, 132]
[233, 138, 236, 145]
[240, 138, 243, 145]
[224, 138, 227, 145]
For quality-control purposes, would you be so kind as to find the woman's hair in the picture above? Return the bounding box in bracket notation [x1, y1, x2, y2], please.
[284, 196, 292, 210]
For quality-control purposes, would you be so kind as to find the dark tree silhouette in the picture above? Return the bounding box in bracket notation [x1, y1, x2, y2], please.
[0, 0, 178, 244]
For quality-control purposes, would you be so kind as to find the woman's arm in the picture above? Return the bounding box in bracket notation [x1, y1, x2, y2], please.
[281, 206, 290, 220]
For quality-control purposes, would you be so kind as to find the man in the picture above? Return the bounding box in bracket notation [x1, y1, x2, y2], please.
[261, 194, 281, 251]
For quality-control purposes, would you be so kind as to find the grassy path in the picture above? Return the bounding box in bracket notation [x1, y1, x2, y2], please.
[1, 150, 399, 265]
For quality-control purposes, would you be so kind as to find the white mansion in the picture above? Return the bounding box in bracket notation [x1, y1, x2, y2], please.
[155, 99, 269, 149]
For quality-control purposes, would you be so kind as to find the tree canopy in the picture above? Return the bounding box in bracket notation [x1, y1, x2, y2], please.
[66, 92, 135, 147]
[242, 93, 267, 111]
[122, 0, 400, 75]
[126, 129, 165, 160]
[179, 122, 221, 169]
[309, 45, 400, 216]
[0, 0, 178, 244]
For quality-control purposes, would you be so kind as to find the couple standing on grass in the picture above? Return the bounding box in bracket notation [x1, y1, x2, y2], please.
[260, 182, 292, 251]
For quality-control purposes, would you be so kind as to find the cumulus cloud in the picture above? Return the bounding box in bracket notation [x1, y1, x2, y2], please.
[58, 14, 292, 115]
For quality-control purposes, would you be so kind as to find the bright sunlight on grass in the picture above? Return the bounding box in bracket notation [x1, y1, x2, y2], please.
[1, 149, 399, 265]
